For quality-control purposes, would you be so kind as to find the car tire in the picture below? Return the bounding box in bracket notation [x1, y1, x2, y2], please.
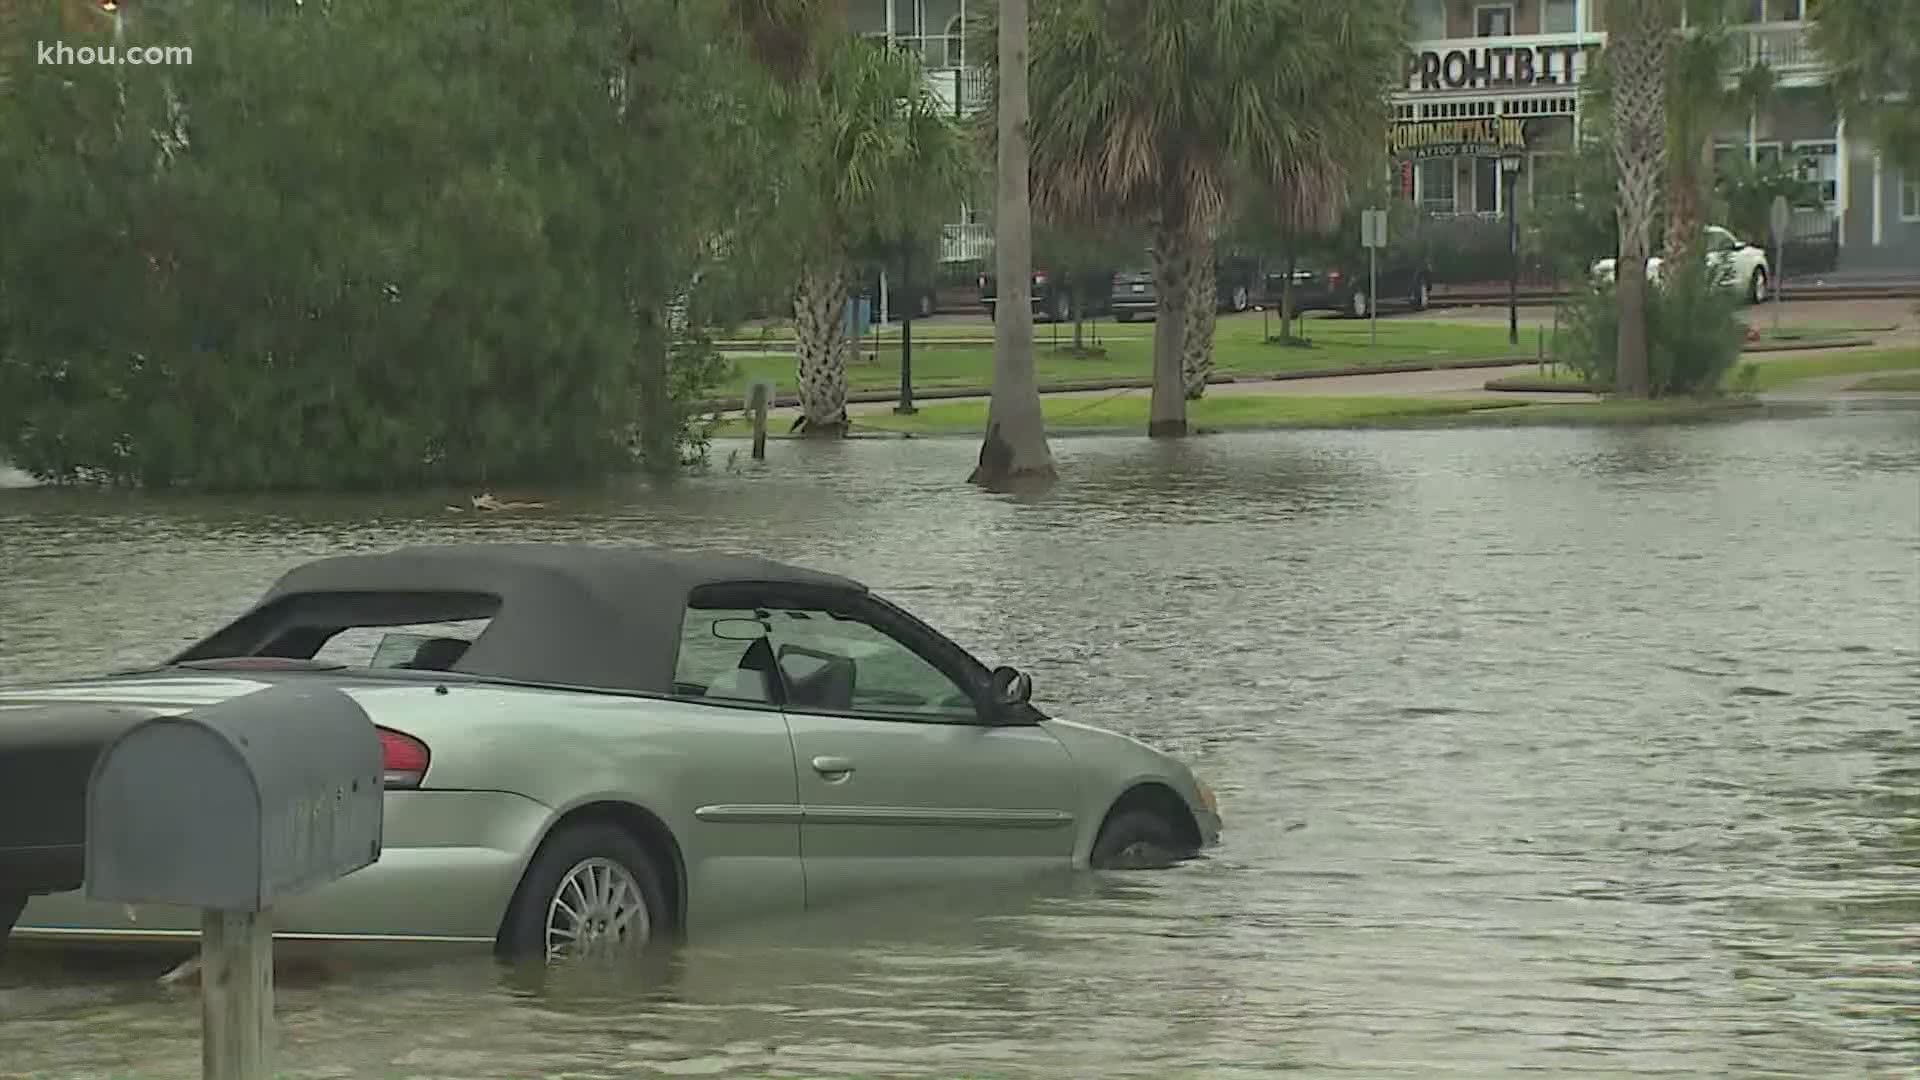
[1052, 294, 1071, 322]
[1410, 275, 1430, 311]
[1748, 267, 1768, 305]
[918, 292, 935, 318]
[497, 822, 672, 968]
[1090, 808, 1194, 871]
[1230, 284, 1250, 313]
[1348, 290, 1371, 319]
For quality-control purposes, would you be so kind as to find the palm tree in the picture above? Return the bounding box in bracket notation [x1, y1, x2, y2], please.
[728, 3, 972, 436]
[1665, 1, 1775, 264]
[984, 0, 1403, 437]
[1606, 0, 1677, 401]
[1811, 0, 1920, 176]
[971, 0, 1054, 485]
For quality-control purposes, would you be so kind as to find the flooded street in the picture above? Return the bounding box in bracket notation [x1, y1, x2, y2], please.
[2, 413, 1918, 1078]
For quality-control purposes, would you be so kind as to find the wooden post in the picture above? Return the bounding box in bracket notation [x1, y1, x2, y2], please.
[747, 382, 770, 461]
[200, 909, 274, 1080]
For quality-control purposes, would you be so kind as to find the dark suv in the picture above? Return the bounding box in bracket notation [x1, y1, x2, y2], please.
[1271, 252, 1432, 319]
[1109, 256, 1258, 322]
[979, 267, 1108, 322]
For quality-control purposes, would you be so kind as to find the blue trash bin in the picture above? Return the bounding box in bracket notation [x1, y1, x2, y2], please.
[845, 295, 874, 338]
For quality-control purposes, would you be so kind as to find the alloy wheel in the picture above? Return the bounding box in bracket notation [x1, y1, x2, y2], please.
[545, 856, 651, 964]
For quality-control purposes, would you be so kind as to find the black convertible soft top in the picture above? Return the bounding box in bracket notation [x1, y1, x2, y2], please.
[171, 543, 865, 694]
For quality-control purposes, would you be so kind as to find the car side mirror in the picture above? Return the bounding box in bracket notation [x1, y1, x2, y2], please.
[990, 666, 1032, 710]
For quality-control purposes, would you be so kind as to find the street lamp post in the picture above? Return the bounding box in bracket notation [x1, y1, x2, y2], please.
[1502, 154, 1521, 347]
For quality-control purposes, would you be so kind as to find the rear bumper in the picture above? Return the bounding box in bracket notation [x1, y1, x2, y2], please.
[14, 789, 549, 947]
[1111, 296, 1157, 314]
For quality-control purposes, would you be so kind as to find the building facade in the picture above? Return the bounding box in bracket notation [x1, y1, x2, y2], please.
[849, 0, 991, 268]
[852, 0, 1917, 276]
[1397, 0, 1919, 274]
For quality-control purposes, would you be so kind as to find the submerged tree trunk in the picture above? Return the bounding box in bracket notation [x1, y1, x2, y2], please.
[792, 258, 851, 436]
[1181, 245, 1217, 399]
[970, 0, 1054, 486]
[1148, 213, 1195, 438]
[1609, 0, 1674, 401]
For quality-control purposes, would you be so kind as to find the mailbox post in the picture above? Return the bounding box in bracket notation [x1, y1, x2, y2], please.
[85, 685, 384, 1080]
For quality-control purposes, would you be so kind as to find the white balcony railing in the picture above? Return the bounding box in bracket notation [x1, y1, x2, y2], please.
[941, 223, 993, 264]
[1735, 21, 1823, 77]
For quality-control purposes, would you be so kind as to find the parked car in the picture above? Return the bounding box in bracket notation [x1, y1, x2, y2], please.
[1109, 256, 1259, 322]
[1590, 225, 1771, 304]
[1268, 252, 1433, 319]
[4, 543, 1222, 965]
[979, 267, 1105, 322]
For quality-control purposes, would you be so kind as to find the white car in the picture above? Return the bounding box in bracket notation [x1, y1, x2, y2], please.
[1590, 225, 1771, 304]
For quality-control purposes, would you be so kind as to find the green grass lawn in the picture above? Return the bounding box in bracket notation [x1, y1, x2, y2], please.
[1481, 347, 1920, 395]
[1848, 371, 1920, 392]
[1740, 346, 1920, 390]
[717, 313, 1524, 400]
[714, 393, 1537, 438]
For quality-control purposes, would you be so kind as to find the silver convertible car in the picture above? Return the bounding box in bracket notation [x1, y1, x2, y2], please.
[2, 544, 1221, 964]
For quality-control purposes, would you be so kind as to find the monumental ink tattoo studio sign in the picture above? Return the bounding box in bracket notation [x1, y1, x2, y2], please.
[1405, 41, 1603, 92]
[1388, 117, 1529, 159]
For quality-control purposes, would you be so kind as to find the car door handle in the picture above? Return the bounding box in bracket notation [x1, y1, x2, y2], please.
[811, 755, 856, 777]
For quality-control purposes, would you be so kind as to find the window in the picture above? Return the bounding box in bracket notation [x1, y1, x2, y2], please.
[1411, 0, 1446, 39]
[1706, 227, 1740, 254]
[1475, 5, 1514, 36]
[1544, 0, 1577, 32]
[1902, 176, 1920, 222]
[767, 608, 977, 721]
[1418, 158, 1456, 214]
[320, 619, 492, 670]
[674, 601, 979, 722]
[1792, 141, 1838, 204]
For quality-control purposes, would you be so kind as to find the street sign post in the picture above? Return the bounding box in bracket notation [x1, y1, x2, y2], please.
[1768, 195, 1789, 334]
[1361, 209, 1388, 347]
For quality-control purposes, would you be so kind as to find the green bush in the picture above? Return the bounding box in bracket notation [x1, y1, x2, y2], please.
[1553, 257, 1747, 397]
[0, 0, 763, 490]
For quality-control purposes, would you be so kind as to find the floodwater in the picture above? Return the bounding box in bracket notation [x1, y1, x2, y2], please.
[2, 412, 1918, 1078]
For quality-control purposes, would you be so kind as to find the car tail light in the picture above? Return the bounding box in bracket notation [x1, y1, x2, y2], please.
[1328, 269, 1343, 287]
[977, 274, 987, 289]
[379, 726, 430, 789]
[1034, 272, 1049, 286]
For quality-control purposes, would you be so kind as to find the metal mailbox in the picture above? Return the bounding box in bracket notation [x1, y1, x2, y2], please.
[85, 685, 384, 912]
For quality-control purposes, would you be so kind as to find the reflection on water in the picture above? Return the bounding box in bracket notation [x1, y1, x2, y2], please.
[2, 414, 1918, 1077]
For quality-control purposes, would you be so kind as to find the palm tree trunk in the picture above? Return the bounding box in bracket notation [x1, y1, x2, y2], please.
[970, 0, 1054, 485]
[1282, 250, 1298, 340]
[1148, 214, 1194, 437]
[1182, 246, 1217, 399]
[1665, 129, 1711, 262]
[792, 258, 851, 436]
[1609, 0, 1674, 401]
